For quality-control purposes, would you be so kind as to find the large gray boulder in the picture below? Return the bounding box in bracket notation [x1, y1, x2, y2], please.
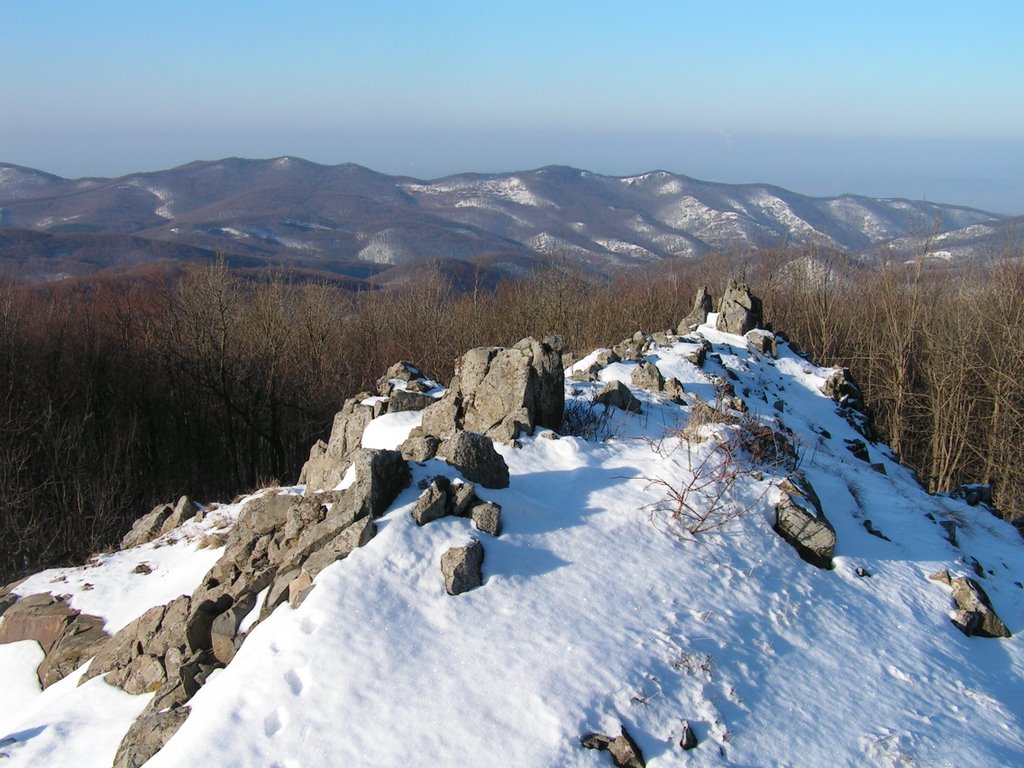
[417, 336, 564, 444]
[773, 473, 835, 569]
[594, 380, 642, 413]
[438, 431, 510, 489]
[715, 281, 763, 335]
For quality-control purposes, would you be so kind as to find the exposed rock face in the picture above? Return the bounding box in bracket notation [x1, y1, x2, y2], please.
[581, 727, 646, 768]
[716, 281, 763, 335]
[113, 705, 190, 768]
[76, 446, 411, 766]
[746, 329, 777, 357]
[631, 361, 665, 392]
[441, 540, 485, 595]
[417, 337, 564, 444]
[774, 473, 836, 569]
[0, 593, 110, 689]
[594, 380, 642, 413]
[821, 368, 864, 410]
[930, 571, 1011, 638]
[438, 431, 510, 489]
[678, 285, 714, 332]
[299, 395, 387, 491]
[121, 496, 199, 549]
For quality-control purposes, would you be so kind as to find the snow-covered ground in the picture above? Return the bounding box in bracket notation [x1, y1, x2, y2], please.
[2, 324, 1022, 767]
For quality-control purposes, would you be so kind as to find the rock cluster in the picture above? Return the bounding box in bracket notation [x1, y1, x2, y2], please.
[120, 496, 201, 549]
[412, 476, 503, 537]
[99, 447, 409, 763]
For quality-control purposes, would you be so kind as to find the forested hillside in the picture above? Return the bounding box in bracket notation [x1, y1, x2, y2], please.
[1, 249, 1021, 581]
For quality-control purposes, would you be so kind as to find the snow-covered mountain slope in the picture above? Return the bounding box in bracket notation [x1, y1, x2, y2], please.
[1, 323, 1022, 767]
[0, 159, 1007, 281]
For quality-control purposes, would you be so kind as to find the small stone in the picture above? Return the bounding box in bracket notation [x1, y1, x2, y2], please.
[441, 540, 484, 595]
[470, 502, 502, 537]
[679, 720, 698, 750]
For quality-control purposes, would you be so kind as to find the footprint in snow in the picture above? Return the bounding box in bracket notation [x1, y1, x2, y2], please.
[285, 668, 304, 696]
[264, 707, 286, 737]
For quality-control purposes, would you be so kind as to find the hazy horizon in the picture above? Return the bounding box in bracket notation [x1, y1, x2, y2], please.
[3, 1, 1023, 214]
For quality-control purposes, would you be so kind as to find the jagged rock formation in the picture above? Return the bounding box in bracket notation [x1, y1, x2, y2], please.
[0, 593, 108, 688]
[94, 447, 410, 762]
[678, 285, 714, 332]
[419, 336, 564, 443]
[716, 281, 764, 335]
[121, 496, 200, 549]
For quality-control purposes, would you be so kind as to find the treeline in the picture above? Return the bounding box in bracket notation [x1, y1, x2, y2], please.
[1, 250, 1021, 581]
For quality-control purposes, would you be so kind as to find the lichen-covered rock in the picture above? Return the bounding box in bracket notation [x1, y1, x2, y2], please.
[112, 704, 190, 768]
[631, 361, 665, 392]
[594, 380, 642, 413]
[470, 502, 502, 537]
[678, 285, 714, 332]
[774, 473, 835, 569]
[441, 540, 485, 595]
[439, 431, 510, 489]
[299, 394, 386, 491]
[948, 575, 1011, 638]
[716, 281, 763, 335]
[400, 433, 441, 462]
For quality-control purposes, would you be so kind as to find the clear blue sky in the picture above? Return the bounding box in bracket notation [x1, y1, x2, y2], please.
[3, 0, 1023, 213]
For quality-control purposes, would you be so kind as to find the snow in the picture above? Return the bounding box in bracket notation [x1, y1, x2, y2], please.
[2, 330, 1023, 766]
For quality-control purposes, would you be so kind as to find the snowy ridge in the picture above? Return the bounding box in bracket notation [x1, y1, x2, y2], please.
[1, 325, 1022, 767]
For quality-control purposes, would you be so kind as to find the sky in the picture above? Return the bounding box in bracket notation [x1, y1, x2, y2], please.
[2, 0, 1023, 213]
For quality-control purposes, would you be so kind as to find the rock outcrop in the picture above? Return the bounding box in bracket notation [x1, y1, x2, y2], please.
[121, 496, 200, 549]
[416, 336, 564, 444]
[678, 286, 714, 332]
[929, 570, 1011, 638]
[716, 281, 763, 335]
[84, 447, 410, 764]
[774, 473, 836, 569]
[0, 593, 110, 689]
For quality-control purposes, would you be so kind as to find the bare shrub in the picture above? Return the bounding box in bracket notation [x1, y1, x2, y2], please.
[561, 398, 616, 441]
[645, 439, 758, 540]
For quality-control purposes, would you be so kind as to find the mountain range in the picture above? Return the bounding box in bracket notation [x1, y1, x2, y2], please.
[0, 157, 1016, 284]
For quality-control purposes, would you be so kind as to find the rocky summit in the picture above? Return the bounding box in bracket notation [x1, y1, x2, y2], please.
[1, 292, 1022, 767]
